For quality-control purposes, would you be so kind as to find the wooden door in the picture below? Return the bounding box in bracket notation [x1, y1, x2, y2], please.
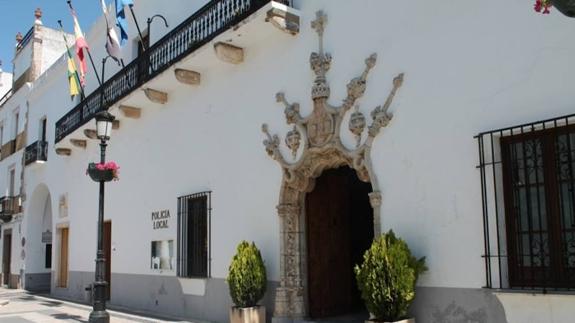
[306, 167, 374, 319]
[58, 228, 69, 288]
[3, 231, 11, 285]
[307, 168, 353, 318]
[103, 221, 112, 300]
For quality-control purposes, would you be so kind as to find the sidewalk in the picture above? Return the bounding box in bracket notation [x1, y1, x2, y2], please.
[0, 288, 197, 323]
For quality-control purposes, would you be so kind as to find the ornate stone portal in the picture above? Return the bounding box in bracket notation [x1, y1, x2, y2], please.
[261, 11, 404, 320]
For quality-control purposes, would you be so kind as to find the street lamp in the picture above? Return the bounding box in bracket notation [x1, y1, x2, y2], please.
[89, 110, 115, 323]
[146, 14, 169, 51]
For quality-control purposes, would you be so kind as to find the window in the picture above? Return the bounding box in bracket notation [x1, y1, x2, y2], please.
[8, 167, 15, 197]
[13, 110, 19, 139]
[477, 115, 575, 291]
[177, 191, 211, 278]
[40, 117, 47, 142]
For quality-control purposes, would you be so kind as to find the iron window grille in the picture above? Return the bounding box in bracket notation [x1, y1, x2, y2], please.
[476, 113, 575, 292]
[177, 191, 211, 278]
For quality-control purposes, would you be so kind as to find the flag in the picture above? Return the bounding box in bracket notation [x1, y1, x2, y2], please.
[71, 9, 89, 86]
[63, 39, 81, 99]
[102, 0, 121, 61]
[115, 0, 134, 46]
[67, 52, 81, 98]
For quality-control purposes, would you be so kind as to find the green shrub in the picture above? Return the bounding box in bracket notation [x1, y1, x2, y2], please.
[227, 241, 267, 308]
[354, 230, 427, 321]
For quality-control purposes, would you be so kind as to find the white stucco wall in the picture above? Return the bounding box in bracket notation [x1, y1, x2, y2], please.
[14, 0, 575, 319]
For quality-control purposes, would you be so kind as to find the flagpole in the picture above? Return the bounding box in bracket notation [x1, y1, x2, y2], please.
[67, 0, 103, 86]
[128, 5, 146, 51]
[58, 20, 86, 101]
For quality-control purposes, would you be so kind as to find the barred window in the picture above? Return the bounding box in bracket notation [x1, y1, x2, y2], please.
[477, 115, 575, 291]
[177, 191, 211, 278]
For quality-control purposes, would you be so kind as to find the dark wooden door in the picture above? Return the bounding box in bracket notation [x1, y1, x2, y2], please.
[3, 231, 11, 285]
[306, 167, 373, 318]
[104, 221, 112, 300]
[58, 228, 69, 288]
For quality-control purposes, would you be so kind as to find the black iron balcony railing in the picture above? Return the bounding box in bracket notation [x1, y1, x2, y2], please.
[0, 196, 21, 222]
[55, 0, 292, 143]
[17, 27, 34, 51]
[24, 140, 48, 166]
[0, 89, 13, 108]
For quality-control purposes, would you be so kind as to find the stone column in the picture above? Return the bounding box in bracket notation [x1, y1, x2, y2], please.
[274, 203, 305, 320]
[369, 191, 382, 236]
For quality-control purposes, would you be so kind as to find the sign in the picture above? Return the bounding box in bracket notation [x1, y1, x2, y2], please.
[152, 210, 170, 230]
[42, 230, 52, 243]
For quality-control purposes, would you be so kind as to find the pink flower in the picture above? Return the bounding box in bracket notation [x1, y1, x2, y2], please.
[534, 0, 552, 14]
[89, 161, 121, 180]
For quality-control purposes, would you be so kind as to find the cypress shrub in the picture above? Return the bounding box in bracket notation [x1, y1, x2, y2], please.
[354, 231, 427, 321]
[227, 241, 267, 308]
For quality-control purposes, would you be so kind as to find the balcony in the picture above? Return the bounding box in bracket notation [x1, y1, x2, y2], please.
[0, 196, 21, 222]
[24, 140, 48, 166]
[55, 0, 297, 146]
[0, 89, 13, 108]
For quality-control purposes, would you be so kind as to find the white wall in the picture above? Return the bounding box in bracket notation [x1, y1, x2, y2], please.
[19, 0, 575, 310]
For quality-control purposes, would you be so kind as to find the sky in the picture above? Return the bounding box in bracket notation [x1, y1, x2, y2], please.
[0, 0, 103, 72]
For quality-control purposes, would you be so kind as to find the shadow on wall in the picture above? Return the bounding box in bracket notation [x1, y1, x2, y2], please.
[410, 287, 507, 323]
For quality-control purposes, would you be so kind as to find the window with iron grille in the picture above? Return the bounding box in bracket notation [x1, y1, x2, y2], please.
[477, 114, 575, 291]
[177, 191, 211, 278]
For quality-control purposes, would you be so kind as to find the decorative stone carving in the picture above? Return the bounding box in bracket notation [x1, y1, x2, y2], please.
[119, 105, 142, 119]
[214, 42, 244, 64]
[174, 68, 201, 86]
[261, 11, 404, 320]
[266, 7, 300, 35]
[55, 148, 71, 156]
[349, 105, 366, 147]
[143, 88, 168, 104]
[285, 126, 301, 159]
[83, 129, 97, 140]
[69, 139, 87, 149]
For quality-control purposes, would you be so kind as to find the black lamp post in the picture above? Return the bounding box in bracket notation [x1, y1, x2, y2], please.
[88, 110, 115, 323]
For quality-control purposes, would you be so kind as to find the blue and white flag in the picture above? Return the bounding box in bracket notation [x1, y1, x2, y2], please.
[115, 0, 134, 46]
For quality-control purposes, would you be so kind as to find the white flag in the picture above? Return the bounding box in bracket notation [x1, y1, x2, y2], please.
[101, 0, 121, 62]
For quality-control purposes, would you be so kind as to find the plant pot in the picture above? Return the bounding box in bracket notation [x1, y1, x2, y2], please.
[229, 305, 265, 323]
[87, 164, 115, 182]
[552, 0, 575, 17]
[365, 319, 415, 323]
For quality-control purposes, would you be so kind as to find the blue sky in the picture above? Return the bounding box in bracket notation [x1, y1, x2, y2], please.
[0, 0, 102, 72]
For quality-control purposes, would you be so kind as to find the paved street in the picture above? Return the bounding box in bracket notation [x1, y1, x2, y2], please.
[0, 288, 194, 323]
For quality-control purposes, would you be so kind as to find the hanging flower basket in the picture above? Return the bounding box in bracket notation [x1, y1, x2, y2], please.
[534, 0, 575, 17]
[86, 162, 120, 182]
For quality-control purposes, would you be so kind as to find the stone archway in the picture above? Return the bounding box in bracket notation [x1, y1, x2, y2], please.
[261, 11, 404, 320]
[24, 184, 53, 292]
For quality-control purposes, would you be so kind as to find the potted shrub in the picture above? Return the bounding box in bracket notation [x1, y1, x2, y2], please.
[354, 230, 427, 323]
[227, 241, 267, 323]
[86, 161, 120, 182]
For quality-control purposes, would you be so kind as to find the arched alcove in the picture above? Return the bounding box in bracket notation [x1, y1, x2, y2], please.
[24, 183, 52, 292]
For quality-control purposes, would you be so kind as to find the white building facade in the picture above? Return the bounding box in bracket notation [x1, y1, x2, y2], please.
[1, 1, 575, 322]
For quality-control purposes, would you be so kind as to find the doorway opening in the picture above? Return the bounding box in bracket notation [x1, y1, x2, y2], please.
[306, 166, 374, 319]
[57, 227, 69, 288]
[2, 230, 12, 286]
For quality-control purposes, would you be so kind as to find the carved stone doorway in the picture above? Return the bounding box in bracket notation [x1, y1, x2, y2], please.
[306, 166, 373, 319]
[261, 11, 404, 321]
